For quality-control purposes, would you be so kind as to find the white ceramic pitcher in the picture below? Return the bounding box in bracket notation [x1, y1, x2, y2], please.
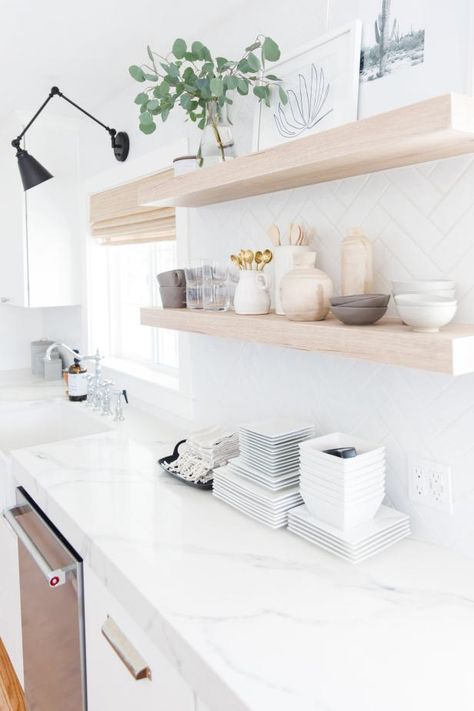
[233, 271, 270, 315]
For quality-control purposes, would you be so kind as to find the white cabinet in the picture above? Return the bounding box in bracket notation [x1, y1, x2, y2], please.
[84, 565, 198, 711]
[0, 512, 23, 685]
[0, 111, 81, 307]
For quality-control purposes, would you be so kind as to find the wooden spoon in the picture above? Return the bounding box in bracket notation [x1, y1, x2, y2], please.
[267, 224, 280, 247]
[289, 223, 301, 246]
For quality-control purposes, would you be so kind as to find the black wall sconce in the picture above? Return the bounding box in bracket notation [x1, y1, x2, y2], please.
[11, 86, 130, 191]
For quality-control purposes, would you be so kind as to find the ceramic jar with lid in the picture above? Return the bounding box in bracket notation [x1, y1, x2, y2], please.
[341, 228, 373, 296]
[280, 252, 333, 321]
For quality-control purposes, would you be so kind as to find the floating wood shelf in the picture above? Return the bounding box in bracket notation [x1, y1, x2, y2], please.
[140, 308, 474, 375]
[138, 94, 474, 208]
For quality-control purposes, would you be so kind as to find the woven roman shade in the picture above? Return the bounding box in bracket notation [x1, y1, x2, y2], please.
[90, 169, 175, 245]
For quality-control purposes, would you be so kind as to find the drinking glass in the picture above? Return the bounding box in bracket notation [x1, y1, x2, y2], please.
[203, 262, 229, 311]
[227, 264, 240, 310]
[184, 262, 205, 309]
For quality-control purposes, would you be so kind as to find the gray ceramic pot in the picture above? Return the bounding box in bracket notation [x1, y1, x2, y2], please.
[157, 269, 186, 287]
[160, 286, 187, 308]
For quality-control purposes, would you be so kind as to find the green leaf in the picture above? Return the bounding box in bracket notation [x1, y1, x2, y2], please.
[225, 75, 239, 90]
[253, 85, 269, 100]
[129, 65, 146, 82]
[262, 37, 281, 62]
[147, 99, 160, 111]
[237, 78, 249, 95]
[278, 85, 288, 105]
[184, 51, 197, 62]
[161, 108, 170, 122]
[237, 58, 251, 73]
[265, 74, 280, 81]
[167, 63, 180, 78]
[140, 121, 156, 135]
[247, 52, 261, 72]
[134, 92, 149, 105]
[198, 117, 206, 130]
[147, 45, 155, 63]
[172, 38, 187, 59]
[210, 77, 224, 97]
[144, 73, 158, 82]
[139, 111, 154, 125]
[191, 40, 205, 59]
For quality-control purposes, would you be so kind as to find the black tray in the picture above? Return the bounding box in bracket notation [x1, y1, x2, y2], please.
[158, 439, 214, 490]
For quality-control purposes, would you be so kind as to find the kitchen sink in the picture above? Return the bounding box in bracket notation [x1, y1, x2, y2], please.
[0, 399, 111, 454]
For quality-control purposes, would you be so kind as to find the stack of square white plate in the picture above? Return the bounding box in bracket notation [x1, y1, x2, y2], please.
[238, 418, 315, 485]
[288, 504, 410, 563]
[299, 432, 386, 529]
[213, 466, 303, 528]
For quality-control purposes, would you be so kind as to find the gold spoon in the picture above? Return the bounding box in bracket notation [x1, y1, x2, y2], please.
[244, 249, 255, 270]
[254, 251, 263, 270]
[239, 249, 247, 270]
[260, 249, 273, 270]
[230, 254, 242, 270]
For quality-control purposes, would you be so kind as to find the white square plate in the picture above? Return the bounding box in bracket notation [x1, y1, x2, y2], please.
[289, 504, 409, 545]
[288, 524, 410, 562]
[239, 418, 315, 439]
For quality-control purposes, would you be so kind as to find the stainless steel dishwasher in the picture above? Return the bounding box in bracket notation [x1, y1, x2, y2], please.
[4, 487, 87, 711]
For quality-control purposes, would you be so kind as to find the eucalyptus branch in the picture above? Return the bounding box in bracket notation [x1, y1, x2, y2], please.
[129, 35, 287, 135]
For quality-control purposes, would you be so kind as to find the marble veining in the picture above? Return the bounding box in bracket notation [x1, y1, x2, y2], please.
[9, 429, 474, 711]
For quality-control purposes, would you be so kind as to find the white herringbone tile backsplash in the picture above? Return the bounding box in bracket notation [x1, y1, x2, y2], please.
[187, 153, 474, 560]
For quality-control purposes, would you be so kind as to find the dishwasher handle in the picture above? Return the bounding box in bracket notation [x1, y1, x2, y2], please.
[3, 506, 74, 589]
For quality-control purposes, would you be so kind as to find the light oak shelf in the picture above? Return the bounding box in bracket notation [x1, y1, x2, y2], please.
[138, 94, 474, 208]
[140, 308, 474, 375]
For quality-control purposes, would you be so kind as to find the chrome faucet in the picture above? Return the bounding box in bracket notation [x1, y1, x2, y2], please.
[44, 343, 103, 378]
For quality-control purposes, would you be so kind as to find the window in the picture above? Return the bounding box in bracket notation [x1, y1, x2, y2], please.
[89, 239, 179, 372]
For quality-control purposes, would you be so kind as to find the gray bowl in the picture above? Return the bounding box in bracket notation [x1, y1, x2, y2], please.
[331, 304, 387, 325]
[157, 269, 186, 288]
[159, 285, 187, 308]
[330, 293, 390, 308]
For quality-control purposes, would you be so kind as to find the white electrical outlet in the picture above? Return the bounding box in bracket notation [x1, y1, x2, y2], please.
[408, 457, 453, 513]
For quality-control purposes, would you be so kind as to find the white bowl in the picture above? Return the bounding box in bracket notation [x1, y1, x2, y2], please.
[299, 462, 385, 488]
[299, 433, 385, 472]
[300, 481, 385, 505]
[395, 295, 457, 332]
[391, 280, 455, 297]
[394, 294, 457, 307]
[301, 490, 385, 529]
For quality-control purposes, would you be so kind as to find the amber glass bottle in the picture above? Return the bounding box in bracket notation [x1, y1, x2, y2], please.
[68, 350, 87, 402]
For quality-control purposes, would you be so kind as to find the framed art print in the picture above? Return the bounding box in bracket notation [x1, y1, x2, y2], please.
[253, 21, 362, 152]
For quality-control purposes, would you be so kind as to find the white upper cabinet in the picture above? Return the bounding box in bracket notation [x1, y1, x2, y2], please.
[0, 111, 81, 307]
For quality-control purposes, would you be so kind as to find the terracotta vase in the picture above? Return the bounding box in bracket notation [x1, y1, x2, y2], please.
[280, 252, 333, 321]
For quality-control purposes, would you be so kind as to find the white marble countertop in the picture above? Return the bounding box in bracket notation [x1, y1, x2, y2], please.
[3, 374, 474, 711]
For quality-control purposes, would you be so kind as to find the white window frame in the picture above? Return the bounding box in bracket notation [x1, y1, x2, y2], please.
[82, 139, 194, 422]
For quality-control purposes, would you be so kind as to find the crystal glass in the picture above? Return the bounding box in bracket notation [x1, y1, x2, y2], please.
[184, 262, 205, 309]
[203, 262, 229, 311]
[198, 101, 236, 168]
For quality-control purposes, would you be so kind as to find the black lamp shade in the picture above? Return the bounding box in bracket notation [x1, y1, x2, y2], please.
[17, 149, 53, 191]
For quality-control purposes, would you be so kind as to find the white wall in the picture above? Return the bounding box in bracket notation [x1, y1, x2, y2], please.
[81, 0, 474, 558]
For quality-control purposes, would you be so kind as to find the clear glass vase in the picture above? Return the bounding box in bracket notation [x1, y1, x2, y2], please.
[198, 101, 236, 167]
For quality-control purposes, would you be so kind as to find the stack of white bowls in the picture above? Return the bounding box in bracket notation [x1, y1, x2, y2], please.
[298, 433, 386, 529]
[392, 280, 457, 332]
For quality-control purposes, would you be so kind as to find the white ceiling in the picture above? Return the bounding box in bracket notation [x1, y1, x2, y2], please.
[0, 0, 252, 121]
